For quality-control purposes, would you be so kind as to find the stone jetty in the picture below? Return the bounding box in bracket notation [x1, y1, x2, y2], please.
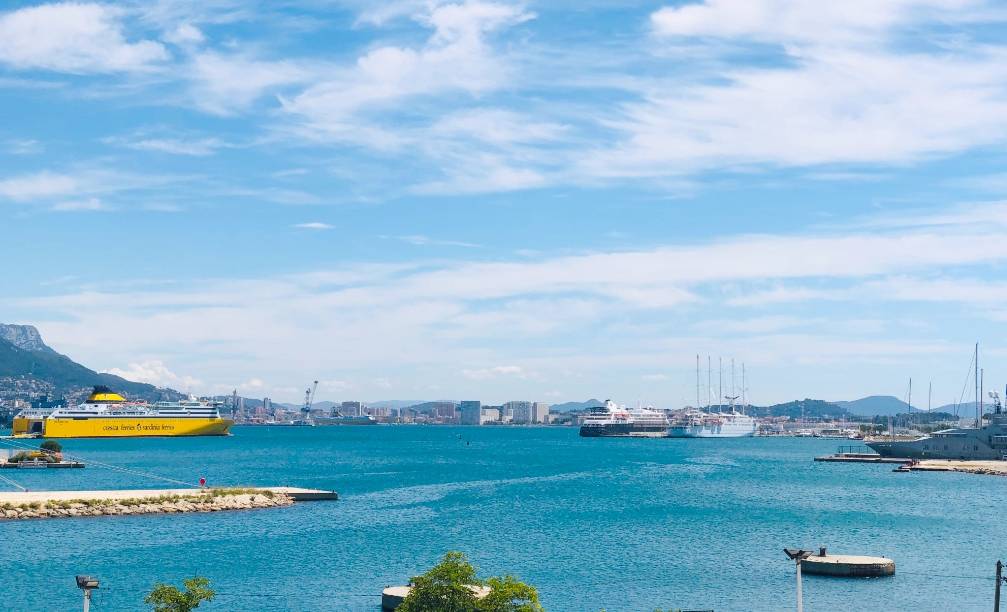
[894, 459, 1007, 476]
[0, 486, 335, 520]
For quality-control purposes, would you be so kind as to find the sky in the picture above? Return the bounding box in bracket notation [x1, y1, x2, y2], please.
[3, 0, 1007, 407]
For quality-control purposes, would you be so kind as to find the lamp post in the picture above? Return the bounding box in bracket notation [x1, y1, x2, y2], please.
[784, 549, 812, 612]
[75, 575, 99, 612]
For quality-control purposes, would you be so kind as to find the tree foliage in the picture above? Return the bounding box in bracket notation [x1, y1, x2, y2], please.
[397, 551, 543, 612]
[144, 577, 215, 612]
[40, 440, 62, 454]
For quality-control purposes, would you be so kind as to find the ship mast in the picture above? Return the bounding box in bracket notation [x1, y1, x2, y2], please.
[718, 357, 723, 413]
[742, 363, 747, 416]
[976, 342, 980, 429]
[696, 354, 701, 412]
[707, 356, 712, 410]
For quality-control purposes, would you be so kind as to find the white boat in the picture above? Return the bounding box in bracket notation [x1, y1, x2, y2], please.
[669, 356, 757, 438]
[667, 410, 757, 438]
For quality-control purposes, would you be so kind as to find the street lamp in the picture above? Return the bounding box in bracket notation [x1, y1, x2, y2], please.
[783, 549, 812, 612]
[75, 575, 99, 612]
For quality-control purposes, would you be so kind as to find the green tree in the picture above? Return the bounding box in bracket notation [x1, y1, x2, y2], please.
[40, 440, 62, 454]
[397, 552, 543, 612]
[481, 575, 542, 612]
[144, 577, 215, 612]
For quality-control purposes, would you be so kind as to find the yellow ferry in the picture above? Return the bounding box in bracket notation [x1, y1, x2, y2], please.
[12, 386, 234, 438]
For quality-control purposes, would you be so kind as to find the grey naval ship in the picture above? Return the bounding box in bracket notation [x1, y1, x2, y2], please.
[867, 392, 1007, 460]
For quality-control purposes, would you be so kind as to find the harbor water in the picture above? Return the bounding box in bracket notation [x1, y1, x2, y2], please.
[0, 426, 1004, 611]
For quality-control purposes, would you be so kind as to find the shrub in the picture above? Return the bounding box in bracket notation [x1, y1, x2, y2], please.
[39, 440, 62, 454]
[398, 551, 542, 612]
[145, 576, 215, 612]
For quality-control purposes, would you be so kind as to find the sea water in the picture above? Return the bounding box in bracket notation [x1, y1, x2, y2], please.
[0, 426, 1002, 611]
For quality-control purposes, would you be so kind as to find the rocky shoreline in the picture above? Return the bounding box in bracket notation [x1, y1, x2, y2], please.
[0, 489, 293, 520]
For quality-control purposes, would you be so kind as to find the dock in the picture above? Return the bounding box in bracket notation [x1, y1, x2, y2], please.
[814, 444, 908, 464]
[814, 453, 908, 464]
[0, 460, 84, 469]
[0, 486, 337, 505]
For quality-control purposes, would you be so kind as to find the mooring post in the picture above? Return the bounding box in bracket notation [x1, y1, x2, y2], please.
[996, 560, 1003, 612]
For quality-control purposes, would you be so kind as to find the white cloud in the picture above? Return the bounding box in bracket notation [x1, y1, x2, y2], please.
[280, 2, 533, 145]
[293, 222, 333, 230]
[111, 136, 226, 156]
[0, 3, 168, 73]
[163, 23, 205, 46]
[51, 197, 108, 212]
[585, 0, 1007, 177]
[390, 235, 480, 248]
[103, 360, 202, 389]
[23, 202, 1007, 400]
[4, 139, 42, 155]
[188, 51, 312, 115]
[0, 171, 77, 201]
[649, 0, 971, 43]
[462, 365, 528, 380]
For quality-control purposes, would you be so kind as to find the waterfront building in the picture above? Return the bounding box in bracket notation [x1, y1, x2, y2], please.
[340, 401, 363, 416]
[506, 401, 533, 424]
[480, 407, 500, 424]
[532, 402, 550, 424]
[431, 401, 457, 422]
[460, 401, 481, 425]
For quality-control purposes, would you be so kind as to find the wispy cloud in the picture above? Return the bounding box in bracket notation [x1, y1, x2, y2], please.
[293, 222, 333, 230]
[386, 235, 480, 248]
[0, 3, 168, 73]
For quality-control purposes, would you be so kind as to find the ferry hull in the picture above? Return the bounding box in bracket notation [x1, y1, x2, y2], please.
[13, 416, 234, 438]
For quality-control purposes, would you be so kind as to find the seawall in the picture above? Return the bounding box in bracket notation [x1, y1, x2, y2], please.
[0, 488, 300, 520]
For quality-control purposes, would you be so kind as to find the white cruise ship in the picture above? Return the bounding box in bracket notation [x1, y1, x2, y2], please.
[579, 400, 669, 437]
[667, 410, 757, 438]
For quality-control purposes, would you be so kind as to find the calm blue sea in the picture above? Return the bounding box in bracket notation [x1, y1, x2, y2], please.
[0, 426, 1003, 611]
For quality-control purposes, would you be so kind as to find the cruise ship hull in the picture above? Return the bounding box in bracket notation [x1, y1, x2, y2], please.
[579, 424, 667, 438]
[12, 416, 234, 438]
[314, 416, 377, 426]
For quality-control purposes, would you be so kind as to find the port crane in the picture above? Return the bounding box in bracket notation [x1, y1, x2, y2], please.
[301, 380, 318, 424]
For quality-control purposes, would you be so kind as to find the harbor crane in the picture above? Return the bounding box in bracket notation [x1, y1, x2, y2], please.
[302, 380, 318, 423]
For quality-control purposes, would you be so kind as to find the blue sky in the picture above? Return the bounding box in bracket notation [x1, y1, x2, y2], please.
[3, 0, 1007, 406]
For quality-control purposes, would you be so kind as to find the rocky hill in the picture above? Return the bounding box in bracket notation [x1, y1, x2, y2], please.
[0, 323, 179, 401]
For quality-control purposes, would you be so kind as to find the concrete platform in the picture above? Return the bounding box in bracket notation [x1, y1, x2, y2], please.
[382, 585, 490, 610]
[802, 553, 895, 577]
[894, 459, 1007, 476]
[814, 453, 908, 464]
[0, 487, 337, 504]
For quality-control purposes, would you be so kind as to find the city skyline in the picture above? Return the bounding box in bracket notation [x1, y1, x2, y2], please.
[4, 1, 1007, 404]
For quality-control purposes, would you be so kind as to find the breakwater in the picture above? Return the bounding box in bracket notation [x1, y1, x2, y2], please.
[0, 488, 294, 520]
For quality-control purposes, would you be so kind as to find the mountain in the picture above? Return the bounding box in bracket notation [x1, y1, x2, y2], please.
[835, 395, 911, 417]
[0, 324, 52, 352]
[368, 400, 430, 410]
[747, 399, 849, 419]
[0, 323, 177, 401]
[549, 399, 605, 413]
